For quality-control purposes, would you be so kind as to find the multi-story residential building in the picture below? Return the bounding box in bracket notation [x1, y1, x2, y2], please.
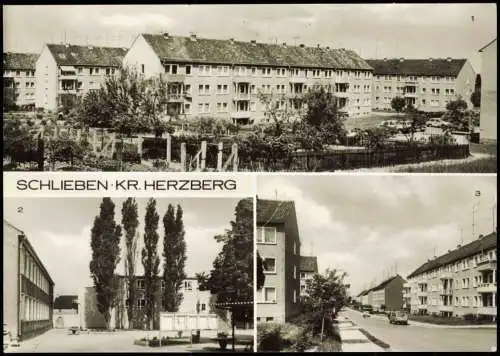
[3, 219, 55, 341]
[358, 289, 372, 307]
[3, 52, 38, 108]
[122, 33, 374, 124]
[53, 295, 80, 329]
[83, 275, 211, 330]
[366, 58, 476, 112]
[256, 199, 301, 323]
[35, 43, 127, 111]
[479, 38, 497, 141]
[299, 256, 318, 296]
[406, 231, 497, 320]
[366, 274, 406, 312]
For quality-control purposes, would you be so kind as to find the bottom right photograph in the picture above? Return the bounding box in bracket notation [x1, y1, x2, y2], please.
[255, 174, 497, 353]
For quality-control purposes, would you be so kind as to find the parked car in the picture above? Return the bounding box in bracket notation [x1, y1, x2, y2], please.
[362, 311, 371, 318]
[380, 120, 400, 130]
[426, 118, 450, 128]
[387, 311, 409, 325]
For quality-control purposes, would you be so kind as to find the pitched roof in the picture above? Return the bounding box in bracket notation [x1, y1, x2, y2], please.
[141, 34, 372, 70]
[46, 44, 127, 67]
[357, 290, 369, 297]
[407, 232, 497, 278]
[370, 275, 405, 292]
[257, 199, 296, 224]
[366, 58, 467, 77]
[479, 38, 497, 52]
[300, 256, 318, 273]
[3, 52, 38, 70]
[54, 295, 78, 310]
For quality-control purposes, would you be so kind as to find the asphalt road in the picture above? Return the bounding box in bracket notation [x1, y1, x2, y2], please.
[343, 309, 497, 352]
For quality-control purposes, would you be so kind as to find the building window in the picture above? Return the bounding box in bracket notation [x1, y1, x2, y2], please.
[137, 280, 145, 289]
[257, 226, 277, 244]
[263, 258, 276, 273]
[137, 299, 146, 310]
[141, 64, 145, 74]
[184, 281, 193, 291]
[185, 65, 191, 75]
[201, 303, 206, 311]
[266, 317, 274, 322]
[263, 288, 276, 303]
[171, 64, 178, 74]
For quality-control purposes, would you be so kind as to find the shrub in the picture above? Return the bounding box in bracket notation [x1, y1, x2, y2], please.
[257, 323, 283, 351]
[463, 313, 476, 322]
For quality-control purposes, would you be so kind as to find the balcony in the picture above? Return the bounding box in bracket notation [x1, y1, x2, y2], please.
[233, 77, 252, 84]
[477, 261, 497, 271]
[405, 81, 418, 85]
[439, 305, 453, 312]
[418, 291, 428, 296]
[165, 74, 185, 82]
[335, 91, 350, 98]
[476, 283, 497, 293]
[477, 306, 497, 315]
[289, 77, 306, 83]
[404, 92, 418, 97]
[233, 92, 251, 101]
[439, 289, 453, 296]
[167, 93, 184, 102]
[335, 78, 350, 84]
[230, 111, 251, 119]
[417, 304, 428, 309]
[439, 272, 453, 279]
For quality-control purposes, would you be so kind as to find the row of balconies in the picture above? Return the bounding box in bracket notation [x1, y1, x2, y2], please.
[409, 282, 497, 296]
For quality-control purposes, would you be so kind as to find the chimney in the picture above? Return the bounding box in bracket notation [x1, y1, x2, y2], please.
[326, 46, 330, 49]
[299, 44, 305, 48]
[448, 250, 452, 253]
[383, 57, 388, 62]
[250, 40, 257, 46]
[190, 33, 197, 41]
[446, 57, 452, 62]
[88, 46, 93, 50]
[478, 234, 484, 239]
[163, 32, 169, 39]
[282, 42, 287, 47]
[399, 57, 404, 62]
[229, 38, 235, 43]
[317, 44, 320, 48]
[65, 43, 70, 48]
[457, 244, 461, 248]
[429, 57, 433, 62]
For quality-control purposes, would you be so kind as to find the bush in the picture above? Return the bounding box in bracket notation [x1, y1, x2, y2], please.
[463, 313, 476, 322]
[257, 323, 283, 351]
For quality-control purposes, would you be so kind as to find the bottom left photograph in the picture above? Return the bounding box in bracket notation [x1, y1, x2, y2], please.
[3, 197, 254, 353]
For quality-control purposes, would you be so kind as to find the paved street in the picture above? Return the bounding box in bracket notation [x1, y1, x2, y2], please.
[5, 329, 252, 353]
[342, 309, 497, 352]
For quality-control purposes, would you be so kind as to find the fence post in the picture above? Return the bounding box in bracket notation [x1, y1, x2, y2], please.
[217, 142, 223, 171]
[180, 143, 187, 172]
[110, 133, 117, 158]
[137, 137, 144, 159]
[231, 143, 238, 172]
[166, 133, 171, 165]
[92, 129, 98, 154]
[200, 141, 207, 171]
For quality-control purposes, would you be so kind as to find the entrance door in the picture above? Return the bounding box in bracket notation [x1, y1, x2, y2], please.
[55, 316, 64, 328]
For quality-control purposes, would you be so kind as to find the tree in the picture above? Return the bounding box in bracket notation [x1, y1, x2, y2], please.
[162, 204, 187, 312]
[89, 198, 122, 330]
[202, 198, 253, 348]
[256, 251, 265, 291]
[142, 75, 171, 137]
[391, 96, 406, 115]
[301, 269, 349, 342]
[257, 91, 296, 136]
[3, 77, 18, 111]
[470, 91, 481, 108]
[3, 119, 39, 166]
[402, 113, 429, 143]
[141, 198, 161, 330]
[121, 198, 140, 328]
[445, 98, 469, 131]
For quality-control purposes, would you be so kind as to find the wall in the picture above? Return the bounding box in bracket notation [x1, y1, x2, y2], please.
[4, 69, 36, 107]
[122, 35, 164, 77]
[480, 40, 497, 141]
[384, 276, 405, 311]
[35, 46, 58, 110]
[3, 222, 20, 340]
[53, 310, 80, 328]
[455, 60, 476, 109]
[283, 206, 301, 321]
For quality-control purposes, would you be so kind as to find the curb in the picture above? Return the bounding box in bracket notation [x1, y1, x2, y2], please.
[357, 328, 391, 350]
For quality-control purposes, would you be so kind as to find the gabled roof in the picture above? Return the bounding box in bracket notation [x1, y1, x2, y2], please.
[3, 52, 38, 70]
[257, 199, 295, 224]
[366, 58, 467, 77]
[54, 295, 78, 310]
[407, 232, 497, 279]
[300, 256, 318, 273]
[479, 38, 497, 52]
[370, 274, 405, 292]
[141, 34, 373, 70]
[357, 289, 370, 297]
[46, 44, 127, 67]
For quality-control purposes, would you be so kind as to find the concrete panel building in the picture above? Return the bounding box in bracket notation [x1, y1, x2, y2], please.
[35, 44, 127, 111]
[299, 256, 318, 296]
[256, 199, 301, 323]
[406, 231, 496, 320]
[53, 295, 80, 329]
[479, 39, 497, 141]
[123, 33, 374, 123]
[367, 275, 406, 312]
[367, 58, 476, 112]
[3, 219, 55, 341]
[3, 53, 38, 108]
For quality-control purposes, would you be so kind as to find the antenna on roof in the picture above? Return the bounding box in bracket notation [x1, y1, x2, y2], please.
[274, 189, 277, 200]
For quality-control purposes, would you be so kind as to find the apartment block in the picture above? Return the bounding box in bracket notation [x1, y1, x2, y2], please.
[35, 43, 127, 111]
[256, 199, 301, 323]
[357, 275, 406, 312]
[123, 33, 374, 124]
[366, 58, 476, 112]
[3, 52, 38, 108]
[405, 231, 497, 320]
[3, 219, 55, 341]
[299, 256, 318, 296]
[83, 275, 211, 330]
[479, 38, 497, 141]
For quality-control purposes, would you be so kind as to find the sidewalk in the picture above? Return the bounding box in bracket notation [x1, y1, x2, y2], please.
[336, 316, 387, 352]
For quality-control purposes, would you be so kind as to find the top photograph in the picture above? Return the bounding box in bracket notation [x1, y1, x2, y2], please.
[3, 3, 497, 173]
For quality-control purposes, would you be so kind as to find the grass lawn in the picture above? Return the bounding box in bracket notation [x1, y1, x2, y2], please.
[395, 156, 497, 173]
[408, 314, 496, 326]
[470, 141, 498, 156]
[344, 112, 409, 131]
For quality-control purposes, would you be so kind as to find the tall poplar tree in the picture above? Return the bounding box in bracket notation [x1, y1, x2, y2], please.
[141, 198, 161, 330]
[162, 204, 187, 312]
[89, 197, 122, 329]
[121, 198, 139, 328]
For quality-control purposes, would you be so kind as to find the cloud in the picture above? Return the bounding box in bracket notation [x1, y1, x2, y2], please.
[100, 13, 176, 29]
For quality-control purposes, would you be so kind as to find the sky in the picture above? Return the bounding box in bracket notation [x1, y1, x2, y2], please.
[3, 197, 242, 296]
[257, 174, 497, 295]
[3, 4, 497, 73]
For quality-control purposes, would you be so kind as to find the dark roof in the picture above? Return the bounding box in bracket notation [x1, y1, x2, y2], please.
[479, 38, 497, 52]
[257, 199, 296, 224]
[366, 58, 467, 77]
[46, 44, 127, 67]
[3, 52, 38, 70]
[141, 34, 372, 70]
[54, 295, 78, 310]
[407, 232, 497, 278]
[357, 290, 369, 297]
[300, 256, 318, 273]
[370, 275, 405, 292]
